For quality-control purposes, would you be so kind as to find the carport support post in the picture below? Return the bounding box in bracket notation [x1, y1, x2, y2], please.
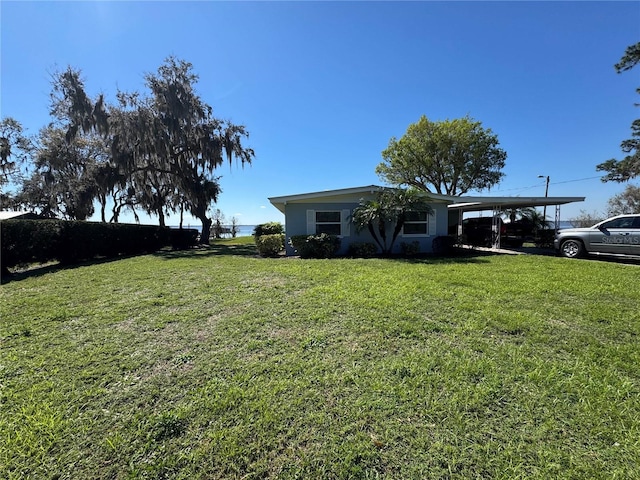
[491, 206, 501, 249]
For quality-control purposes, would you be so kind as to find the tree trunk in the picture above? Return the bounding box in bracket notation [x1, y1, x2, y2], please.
[111, 193, 120, 223]
[198, 216, 212, 245]
[378, 219, 389, 254]
[99, 193, 107, 222]
[367, 222, 384, 253]
[390, 220, 405, 252]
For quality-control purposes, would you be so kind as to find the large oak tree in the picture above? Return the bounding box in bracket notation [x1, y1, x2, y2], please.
[376, 115, 506, 196]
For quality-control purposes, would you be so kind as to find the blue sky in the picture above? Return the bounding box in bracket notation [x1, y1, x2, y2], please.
[2, 1, 639, 225]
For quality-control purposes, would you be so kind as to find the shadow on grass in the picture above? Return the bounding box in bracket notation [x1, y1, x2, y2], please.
[152, 242, 259, 260]
[386, 249, 494, 265]
[2, 242, 261, 283]
[1, 253, 146, 284]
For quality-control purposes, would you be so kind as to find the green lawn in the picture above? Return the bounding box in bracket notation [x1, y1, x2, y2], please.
[1, 241, 639, 479]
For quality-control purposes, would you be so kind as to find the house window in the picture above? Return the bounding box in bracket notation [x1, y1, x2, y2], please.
[315, 211, 342, 235]
[402, 211, 429, 236]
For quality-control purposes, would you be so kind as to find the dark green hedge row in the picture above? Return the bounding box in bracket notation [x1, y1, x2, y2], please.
[1, 219, 198, 269]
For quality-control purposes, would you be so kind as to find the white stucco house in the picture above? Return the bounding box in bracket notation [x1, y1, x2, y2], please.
[269, 185, 585, 256]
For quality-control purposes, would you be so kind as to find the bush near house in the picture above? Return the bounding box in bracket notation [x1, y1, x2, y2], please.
[432, 235, 457, 256]
[253, 223, 285, 257]
[255, 234, 285, 257]
[347, 242, 378, 258]
[400, 241, 421, 257]
[289, 233, 341, 258]
[252, 222, 284, 238]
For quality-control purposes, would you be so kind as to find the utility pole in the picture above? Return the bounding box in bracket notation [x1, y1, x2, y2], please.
[538, 175, 550, 228]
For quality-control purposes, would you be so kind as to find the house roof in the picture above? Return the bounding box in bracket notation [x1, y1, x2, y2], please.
[268, 185, 455, 214]
[0, 210, 42, 220]
[268, 185, 586, 214]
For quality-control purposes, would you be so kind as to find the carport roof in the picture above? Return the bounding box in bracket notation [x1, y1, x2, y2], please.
[447, 195, 585, 212]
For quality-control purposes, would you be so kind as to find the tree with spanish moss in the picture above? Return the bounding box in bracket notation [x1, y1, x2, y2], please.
[0, 117, 32, 208]
[16, 126, 106, 220]
[55, 57, 254, 242]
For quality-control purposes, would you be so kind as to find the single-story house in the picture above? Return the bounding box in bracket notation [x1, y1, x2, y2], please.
[0, 210, 43, 221]
[268, 185, 585, 256]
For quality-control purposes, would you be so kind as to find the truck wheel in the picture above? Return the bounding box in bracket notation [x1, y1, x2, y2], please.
[560, 239, 584, 258]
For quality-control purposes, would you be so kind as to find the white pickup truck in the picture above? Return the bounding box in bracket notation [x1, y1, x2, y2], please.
[554, 214, 640, 258]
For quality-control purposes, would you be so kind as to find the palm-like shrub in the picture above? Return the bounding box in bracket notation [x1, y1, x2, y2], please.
[351, 188, 433, 255]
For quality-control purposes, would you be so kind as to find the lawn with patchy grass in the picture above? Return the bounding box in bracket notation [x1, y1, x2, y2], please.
[1, 240, 639, 479]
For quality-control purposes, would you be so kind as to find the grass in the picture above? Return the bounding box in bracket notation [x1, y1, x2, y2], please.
[1, 239, 639, 479]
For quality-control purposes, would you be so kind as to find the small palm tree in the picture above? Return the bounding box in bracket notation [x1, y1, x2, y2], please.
[501, 207, 535, 224]
[521, 208, 549, 233]
[351, 188, 433, 255]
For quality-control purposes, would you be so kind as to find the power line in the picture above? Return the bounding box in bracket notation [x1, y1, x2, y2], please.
[551, 175, 603, 185]
[492, 175, 604, 194]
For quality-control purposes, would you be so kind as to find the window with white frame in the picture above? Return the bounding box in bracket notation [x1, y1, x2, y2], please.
[402, 211, 429, 236]
[306, 209, 351, 236]
[315, 211, 342, 235]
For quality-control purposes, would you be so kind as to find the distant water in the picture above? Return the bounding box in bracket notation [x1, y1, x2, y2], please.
[553, 221, 576, 230]
[170, 224, 257, 237]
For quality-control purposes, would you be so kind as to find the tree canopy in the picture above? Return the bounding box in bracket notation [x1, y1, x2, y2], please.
[607, 184, 640, 215]
[22, 57, 255, 242]
[376, 115, 506, 196]
[597, 42, 640, 182]
[17, 126, 106, 220]
[0, 117, 32, 207]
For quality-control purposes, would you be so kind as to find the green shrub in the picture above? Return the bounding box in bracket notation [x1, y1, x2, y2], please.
[170, 228, 199, 250]
[253, 222, 284, 238]
[255, 234, 285, 257]
[288, 235, 308, 254]
[432, 235, 456, 256]
[400, 241, 421, 257]
[0, 219, 194, 271]
[289, 233, 341, 259]
[347, 242, 378, 258]
[0, 219, 61, 268]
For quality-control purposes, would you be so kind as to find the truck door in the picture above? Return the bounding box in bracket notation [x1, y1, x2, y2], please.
[629, 216, 640, 256]
[593, 216, 638, 255]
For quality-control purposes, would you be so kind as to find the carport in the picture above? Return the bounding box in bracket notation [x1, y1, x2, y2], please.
[447, 195, 586, 249]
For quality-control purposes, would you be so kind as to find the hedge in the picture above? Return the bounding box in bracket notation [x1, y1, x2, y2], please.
[252, 222, 284, 238]
[255, 234, 285, 257]
[1, 219, 198, 270]
[289, 233, 341, 259]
